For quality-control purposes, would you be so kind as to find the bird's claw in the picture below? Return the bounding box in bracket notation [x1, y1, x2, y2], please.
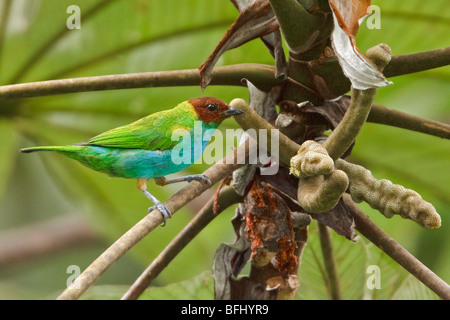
[148, 202, 172, 227]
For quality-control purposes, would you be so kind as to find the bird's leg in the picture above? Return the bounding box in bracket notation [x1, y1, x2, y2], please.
[154, 174, 212, 186]
[136, 178, 172, 226]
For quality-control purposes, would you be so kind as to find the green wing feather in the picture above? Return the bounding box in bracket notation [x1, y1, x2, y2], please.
[83, 103, 197, 150]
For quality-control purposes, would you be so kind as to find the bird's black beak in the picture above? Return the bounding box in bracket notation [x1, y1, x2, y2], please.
[221, 107, 244, 117]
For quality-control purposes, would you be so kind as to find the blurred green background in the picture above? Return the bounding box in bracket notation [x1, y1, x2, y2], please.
[0, 0, 448, 299]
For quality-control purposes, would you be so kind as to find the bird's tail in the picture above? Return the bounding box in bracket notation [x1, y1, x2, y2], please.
[20, 146, 78, 153]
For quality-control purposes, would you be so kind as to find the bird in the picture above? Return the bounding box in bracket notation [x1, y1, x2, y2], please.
[21, 97, 244, 225]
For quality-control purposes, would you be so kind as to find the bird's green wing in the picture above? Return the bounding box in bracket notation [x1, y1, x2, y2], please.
[83, 108, 196, 150]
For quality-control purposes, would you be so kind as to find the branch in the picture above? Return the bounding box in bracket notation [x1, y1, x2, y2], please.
[0, 215, 97, 267]
[56, 141, 252, 300]
[2, 48, 449, 101]
[230, 97, 299, 166]
[0, 64, 277, 99]
[121, 186, 242, 300]
[343, 194, 450, 300]
[322, 44, 392, 161]
[50, 19, 234, 80]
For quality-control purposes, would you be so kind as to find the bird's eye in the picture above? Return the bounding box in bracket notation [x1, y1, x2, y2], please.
[207, 104, 218, 112]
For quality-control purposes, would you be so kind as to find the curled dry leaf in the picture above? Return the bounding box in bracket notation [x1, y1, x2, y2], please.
[328, 0, 392, 89]
[336, 159, 442, 229]
[199, 0, 284, 89]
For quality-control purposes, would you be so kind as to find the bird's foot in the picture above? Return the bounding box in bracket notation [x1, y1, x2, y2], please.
[184, 174, 212, 186]
[148, 202, 172, 227]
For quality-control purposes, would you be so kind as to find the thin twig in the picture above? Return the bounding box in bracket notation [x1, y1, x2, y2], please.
[343, 194, 450, 300]
[317, 222, 341, 300]
[384, 47, 450, 78]
[369, 103, 450, 140]
[121, 186, 242, 300]
[57, 140, 252, 300]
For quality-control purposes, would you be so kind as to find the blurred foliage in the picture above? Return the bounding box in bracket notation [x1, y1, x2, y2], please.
[0, 0, 448, 299]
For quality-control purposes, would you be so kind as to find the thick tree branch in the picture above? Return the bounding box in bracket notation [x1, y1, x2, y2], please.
[57, 140, 252, 300]
[0, 0, 12, 76]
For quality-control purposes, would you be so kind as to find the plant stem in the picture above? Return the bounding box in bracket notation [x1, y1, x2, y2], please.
[343, 194, 450, 300]
[121, 186, 242, 300]
[317, 222, 341, 300]
[56, 141, 252, 300]
[2, 48, 449, 100]
[0, 64, 277, 99]
[0, 214, 97, 267]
